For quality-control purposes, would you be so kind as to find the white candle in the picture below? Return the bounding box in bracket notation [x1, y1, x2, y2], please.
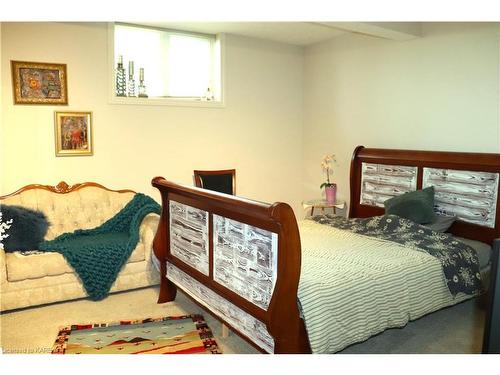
[118, 55, 123, 65]
[139, 68, 144, 81]
[129, 61, 134, 76]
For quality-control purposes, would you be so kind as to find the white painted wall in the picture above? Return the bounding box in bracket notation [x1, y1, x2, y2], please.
[1, 22, 304, 214]
[0, 22, 3, 189]
[3, 22, 500, 219]
[302, 22, 500, 211]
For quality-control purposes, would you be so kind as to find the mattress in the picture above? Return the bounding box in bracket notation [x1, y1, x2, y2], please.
[297, 219, 474, 354]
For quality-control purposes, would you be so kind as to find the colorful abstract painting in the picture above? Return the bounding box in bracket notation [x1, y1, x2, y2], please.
[51, 315, 221, 354]
[54, 111, 93, 156]
[11, 61, 68, 105]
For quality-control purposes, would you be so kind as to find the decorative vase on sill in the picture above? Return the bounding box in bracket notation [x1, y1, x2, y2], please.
[325, 184, 337, 204]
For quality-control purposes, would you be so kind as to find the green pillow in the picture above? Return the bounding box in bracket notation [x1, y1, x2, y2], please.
[384, 186, 437, 224]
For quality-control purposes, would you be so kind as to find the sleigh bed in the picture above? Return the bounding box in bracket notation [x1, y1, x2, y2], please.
[152, 146, 500, 353]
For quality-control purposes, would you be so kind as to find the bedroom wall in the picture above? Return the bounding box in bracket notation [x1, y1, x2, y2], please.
[302, 22, 500, 211]
[0, 22, 304, 214]
[0, 22, 3, 186]
[3, 22, 499, 218]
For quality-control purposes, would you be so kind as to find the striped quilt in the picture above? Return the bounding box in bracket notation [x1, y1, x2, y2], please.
[297, 219, 476, 354]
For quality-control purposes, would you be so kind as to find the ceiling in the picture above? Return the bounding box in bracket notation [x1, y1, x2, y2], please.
[139, 22, 347, 46]
[137, 22, 423, 46]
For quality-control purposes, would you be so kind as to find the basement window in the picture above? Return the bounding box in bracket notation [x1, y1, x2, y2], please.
[109, 23, 223, 106]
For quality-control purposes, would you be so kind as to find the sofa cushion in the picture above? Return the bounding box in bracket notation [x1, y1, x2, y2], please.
[5, 243, 146, 282]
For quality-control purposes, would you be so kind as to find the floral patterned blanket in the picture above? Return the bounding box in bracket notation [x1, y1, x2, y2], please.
[312, 214, 482, 296]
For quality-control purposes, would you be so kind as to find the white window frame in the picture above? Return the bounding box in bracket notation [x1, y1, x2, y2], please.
[107, 22, 225, 108]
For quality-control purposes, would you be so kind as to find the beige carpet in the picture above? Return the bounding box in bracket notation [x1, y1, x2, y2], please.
[0, 286, 259, 354]
[0, 286, 485, 354]
[339, 298, 485, 354]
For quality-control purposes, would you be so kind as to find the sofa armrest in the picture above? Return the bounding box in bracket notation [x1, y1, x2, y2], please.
[139, 213, 160, 261]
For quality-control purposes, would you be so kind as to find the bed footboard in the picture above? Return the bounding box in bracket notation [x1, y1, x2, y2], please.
[151, 177, 310, 353]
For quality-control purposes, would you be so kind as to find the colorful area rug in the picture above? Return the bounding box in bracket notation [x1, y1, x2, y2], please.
[51, 314, 221, 354]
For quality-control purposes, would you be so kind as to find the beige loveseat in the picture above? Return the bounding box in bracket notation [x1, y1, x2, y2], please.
[0, 181, 160, 311]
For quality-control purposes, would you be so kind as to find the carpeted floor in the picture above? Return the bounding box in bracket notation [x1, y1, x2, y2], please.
[339, 297, 486, 354]
[0, 286, 485, 354]
[0, 287, 259, 354]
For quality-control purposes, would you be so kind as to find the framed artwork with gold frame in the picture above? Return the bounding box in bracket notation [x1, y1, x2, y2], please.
[11, 60, 68, 105]
[54, 111, 93, 157]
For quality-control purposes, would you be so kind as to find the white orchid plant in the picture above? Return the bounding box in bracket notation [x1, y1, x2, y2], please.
[320, 154, 336, 189]
[0, 212, 13, 250]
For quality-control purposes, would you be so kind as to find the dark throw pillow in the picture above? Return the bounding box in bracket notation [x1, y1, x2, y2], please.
[384, 186, 436, 224]
[1, 205, 49, 252]
[424, 215, 456, 233]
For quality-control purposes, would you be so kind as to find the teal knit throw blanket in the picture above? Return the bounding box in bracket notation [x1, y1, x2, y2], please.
[39, 193, 161, 301]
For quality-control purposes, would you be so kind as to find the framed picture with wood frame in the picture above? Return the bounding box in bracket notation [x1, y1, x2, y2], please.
[11, 60, 68, 105]
[54, 111, 93, 157]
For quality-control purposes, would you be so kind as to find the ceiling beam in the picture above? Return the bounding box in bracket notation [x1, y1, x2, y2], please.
[317, 22, 422, 41]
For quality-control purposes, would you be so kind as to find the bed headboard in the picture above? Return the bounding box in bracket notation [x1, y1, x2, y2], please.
[349, 146, 500, 245]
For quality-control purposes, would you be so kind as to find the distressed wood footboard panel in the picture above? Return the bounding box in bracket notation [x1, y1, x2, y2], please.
[151, 177, 310, 353]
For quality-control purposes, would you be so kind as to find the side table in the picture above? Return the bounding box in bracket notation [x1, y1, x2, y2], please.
[302, 199, 346, 216]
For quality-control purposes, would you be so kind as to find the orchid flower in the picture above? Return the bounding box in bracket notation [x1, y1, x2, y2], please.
[320, 154, 336, 189]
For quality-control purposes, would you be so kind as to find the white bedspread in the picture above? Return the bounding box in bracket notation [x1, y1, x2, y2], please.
[297, 219, 473, 354]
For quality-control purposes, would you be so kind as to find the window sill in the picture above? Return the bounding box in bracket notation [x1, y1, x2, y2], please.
[108, 96, 225, 108]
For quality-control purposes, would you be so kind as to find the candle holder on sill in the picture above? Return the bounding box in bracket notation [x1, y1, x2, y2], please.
[138, 67, 148, 98]
[127, 60, 136, 97]
[115, 55, 126, 97]
[203, 87, 214, 101]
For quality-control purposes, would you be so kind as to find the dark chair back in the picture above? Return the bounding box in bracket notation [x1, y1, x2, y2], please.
[194, 169, 236, 195]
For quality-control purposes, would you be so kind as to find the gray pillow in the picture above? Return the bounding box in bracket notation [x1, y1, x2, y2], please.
[424, 215, 456, 232]
[384, 186, 436, 224]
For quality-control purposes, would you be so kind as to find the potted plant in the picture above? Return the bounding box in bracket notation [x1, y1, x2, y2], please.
[320, 154, 337, 203]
